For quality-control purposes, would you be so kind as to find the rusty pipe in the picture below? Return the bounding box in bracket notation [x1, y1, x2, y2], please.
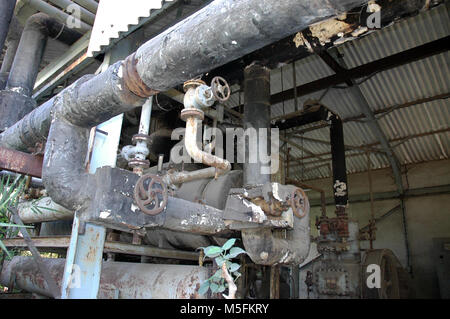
[1, 256, 210, 299]
[184, 116, 231, 175]
[163, 167, 217, 185]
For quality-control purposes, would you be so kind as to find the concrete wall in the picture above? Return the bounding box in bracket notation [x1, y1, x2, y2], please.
[301, 159, 450, 298]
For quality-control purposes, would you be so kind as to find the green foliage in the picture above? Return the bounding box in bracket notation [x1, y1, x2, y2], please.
[0, 175, 61, 259]
[197, 238, 247, 296]
[0, 175, 27, 258]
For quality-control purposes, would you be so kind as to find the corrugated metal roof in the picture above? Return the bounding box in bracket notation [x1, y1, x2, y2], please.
[87, 0, 176, 56]
[229, 3, 449, 181]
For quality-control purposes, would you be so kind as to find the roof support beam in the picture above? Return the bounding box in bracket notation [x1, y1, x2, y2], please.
[269, 36, 449, 111]
[287, 127, 450, 170]
[319, 48, 404, 194]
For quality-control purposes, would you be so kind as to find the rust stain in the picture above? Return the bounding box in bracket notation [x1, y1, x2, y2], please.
[0, 147, 43, 177]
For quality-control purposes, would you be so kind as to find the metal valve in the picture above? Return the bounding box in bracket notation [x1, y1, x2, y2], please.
[290, 188, 310, 219]
[211, 76, 231, 102]
[134, 173, 168, 215]
[182, 76, 231, 110]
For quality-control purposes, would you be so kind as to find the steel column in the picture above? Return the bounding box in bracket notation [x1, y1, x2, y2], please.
[61, 213, 106, 299]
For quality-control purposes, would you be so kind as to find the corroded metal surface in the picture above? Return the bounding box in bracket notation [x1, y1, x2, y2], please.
[123, 53, 157, 98]
[134, 173, 168, 215]
[0, 147, 43, 177]
[1, 257, 209, 299]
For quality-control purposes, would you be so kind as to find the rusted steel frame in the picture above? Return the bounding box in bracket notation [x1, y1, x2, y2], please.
[269, 265, 280, 299]
[0, 147, 43, 178]
[288, 127, 450, 166]
[280, 136, 323, 159]
[292, 135, 385, 154]
[2, 236, 200, 261]
[9, 207, 60, 299]
[367, 152, 375, 249]
[286, 178, 327, 218]
[285, 93, 450, 136]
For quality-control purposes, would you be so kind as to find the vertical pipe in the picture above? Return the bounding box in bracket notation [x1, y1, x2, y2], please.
[330, 114, 348, 207]
[243, 63, 271, 187]
[138, 97, 153, 135]
[7, 15, 50, 96]
[0, 38, 19, 90]
[0, 0, 16, 53]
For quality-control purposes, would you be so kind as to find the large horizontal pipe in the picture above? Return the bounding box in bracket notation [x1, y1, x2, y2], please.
[1, 257, 209, 298]
[17, 197, 73, 223]
[0, 0, 368, 152]
[22, 0, 91, 33]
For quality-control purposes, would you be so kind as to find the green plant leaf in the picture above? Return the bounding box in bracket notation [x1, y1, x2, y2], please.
[227, 247, 247, 259]
[229, 263, 240, 272]
[198, 280, 210, 295]
[33, 205, 65, 214]
[221, 238, 236, 251]
[0, 223, 33, 228]
[203, 246, 223, 258]
[215, 256, 226, 266]
[210, 282, 219, 293]
[0, 239, 12, 259]
[211, 269, 222, 280]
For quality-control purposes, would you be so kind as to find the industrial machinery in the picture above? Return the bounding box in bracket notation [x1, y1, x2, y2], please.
[0, 0, 424, 299]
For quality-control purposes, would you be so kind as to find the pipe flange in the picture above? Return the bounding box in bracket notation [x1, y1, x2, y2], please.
[128, 159, 150, 169]
[123, 53, 158, 98]
[180, 108, 204, 121]
[132, 133, 151, 145]
[183, 79, 206, 92]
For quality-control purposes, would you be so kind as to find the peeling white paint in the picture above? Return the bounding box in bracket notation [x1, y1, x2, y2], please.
[272, 183, 283, 201]
[100, 210, 111, 219]
[260, 251, 268, 260]
[242, 199, 267, 223]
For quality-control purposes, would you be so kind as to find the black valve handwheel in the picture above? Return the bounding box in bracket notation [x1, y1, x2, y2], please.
[290, 188, 310, 219]
[134, 174, 168, 215]
[211, 76, 231, 102]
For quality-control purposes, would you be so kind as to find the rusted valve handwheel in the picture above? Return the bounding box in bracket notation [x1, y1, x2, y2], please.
[290, 188, 310, 219]
[211, 76, 231, 102]
[134, 174, 168, 215]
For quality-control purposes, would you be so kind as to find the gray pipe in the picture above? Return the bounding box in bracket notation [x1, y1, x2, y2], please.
[0, 0, 15, 53]
[1, 256, 209, 298]
[24, 0, 91, 33]
[0, 13, 82, 131]
[18, 197, 74, 223]
[243, 63, 271, 187]
[6, 13, 82, 96]
[0, 38, 19, 90]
